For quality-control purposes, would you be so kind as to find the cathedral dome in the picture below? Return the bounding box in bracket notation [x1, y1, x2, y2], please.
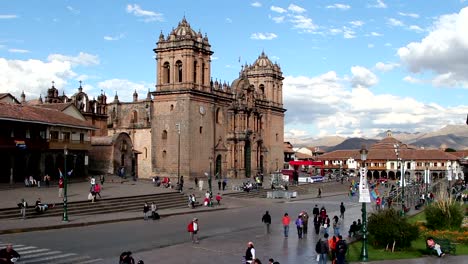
[253, 51, 273, 68]
[171, 17, 197, 38]
[231, 76, 250, 91]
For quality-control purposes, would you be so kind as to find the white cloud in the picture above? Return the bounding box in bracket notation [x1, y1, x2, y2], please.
[350, 20, 364, 27]
[403, 76, 423, 84]
[251, 2, 261, 7]
[103, 33, 125, 41]
[408, 25, 424, 32]
[387, 18, 404, 26]
[290, 15, 318, 33]
[66, 6, 80, 14]
[225, 18, 232, 23]
[398, 12, 419, 18]
[271, 6, 287, 13]
[251, 32, 278, 40]
[370, 32, 383, 36]
[0, 58, 76, 100]
[326, 4, 351, 10]
[369, 0, 387, 8]
[0, 15, 17, 19]
[343, 28, 356, 39]
[98, 79, 150, 102]
[8, 49, 30, 53]
[288, 4, 306, 13]
[375, 62, 400, 72]
[398, 7, 468, 88]
[350, 66, 378, 88]
[126, 4, 164, 22]
[283, 71, 466, 138]
[368, 44, 375, 48]
[271, 16, 285, 23]
[385, 43, 392, 47]
[47, 52, 100, 66]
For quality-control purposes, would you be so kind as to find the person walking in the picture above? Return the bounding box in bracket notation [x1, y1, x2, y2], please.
[313, 204, 319, 218]
[262, 211, 272, 234]
[244, 242, 256, 264]
[215, 193, 222, 205]
[18, 199, 27, 219]
[318, 187, 322, 198]
[336, 235, 348, 264]
[328, 235, 337, 264]
[301, 211, 309, 235]
[143, 202, 149, 220]
[0, 244, 21, 263]
[151, 202, 159, 220]
[316, 233, 330, 264]
[324, 215, 331, 235]
[222, 178, 227, 191]
[94, 183, 102, 198]
[58, 176, 64, 198]
[314, 214, 321, 235]
[295, 214, 303, 239]
[187, 218, 199, 243]
[332, 215, 341, 236]
[179, 175, 184, 192]
[194, 177, 199, 188]
[340, 202, 345, 219]
[282, 213, 291, 238]
[217, 179, 222, 191]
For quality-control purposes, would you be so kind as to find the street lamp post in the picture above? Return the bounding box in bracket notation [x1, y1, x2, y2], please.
[359, 145, 369, 262]
[425, 164, 429, 203]
[394, 144, 405, 216]
[447, 164, 453, 199]
[176, 123, 181, 184]
[62, 147, 69, 222]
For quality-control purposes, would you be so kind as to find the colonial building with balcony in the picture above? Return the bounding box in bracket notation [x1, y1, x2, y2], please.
[0, 101, 96, 183]
[317, 131, 462, 182]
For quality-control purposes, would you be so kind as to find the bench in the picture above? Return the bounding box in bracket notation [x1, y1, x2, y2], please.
[425, 238, 456, 256]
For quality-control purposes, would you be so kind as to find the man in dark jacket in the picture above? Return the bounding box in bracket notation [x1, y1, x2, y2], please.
[0, 244, 20, 264]
[336, 235, 348, 264]
[262, 211, 272, 234]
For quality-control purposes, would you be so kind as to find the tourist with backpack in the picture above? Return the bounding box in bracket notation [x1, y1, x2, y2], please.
[336, 235, 348, 264]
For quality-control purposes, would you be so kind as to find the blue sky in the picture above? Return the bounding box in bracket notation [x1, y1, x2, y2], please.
[1, 0, 467, 139]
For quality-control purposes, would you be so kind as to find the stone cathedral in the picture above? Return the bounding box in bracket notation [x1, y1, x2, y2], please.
[104, 17, 286, 180]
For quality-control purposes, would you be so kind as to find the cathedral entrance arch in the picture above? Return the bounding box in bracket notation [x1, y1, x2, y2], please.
[244, 140, 251, 178]
[215, 155, 222, 178]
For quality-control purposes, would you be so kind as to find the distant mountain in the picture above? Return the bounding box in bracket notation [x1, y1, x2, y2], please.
[410, 134, 468, 150]
[287, 135, 346, 148]
[327, 138, 379, 152]
[289, 124, 468, 151]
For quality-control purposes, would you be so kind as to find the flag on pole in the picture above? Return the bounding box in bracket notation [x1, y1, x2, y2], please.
[58, 168, 63, 178]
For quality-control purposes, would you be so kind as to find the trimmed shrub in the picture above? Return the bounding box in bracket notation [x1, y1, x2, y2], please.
[425, 198, 463, 230]
[368, 208, 419, 249]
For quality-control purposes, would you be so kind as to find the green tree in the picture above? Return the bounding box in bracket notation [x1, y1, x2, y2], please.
[425, 197, 463, 230]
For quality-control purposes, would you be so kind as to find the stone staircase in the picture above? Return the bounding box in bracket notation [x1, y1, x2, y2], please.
[0, 191, 189, 220]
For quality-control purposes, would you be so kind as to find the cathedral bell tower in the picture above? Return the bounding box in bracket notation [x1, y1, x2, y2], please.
[154, 17, 213, 92]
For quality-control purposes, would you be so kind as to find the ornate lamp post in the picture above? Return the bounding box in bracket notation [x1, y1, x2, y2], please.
[425, 163, 429, 203]
[176, 123, 181, 184]
[359, 145, 369, 262]
[62, 146, 69, 222]
[447, 164, 453, 199]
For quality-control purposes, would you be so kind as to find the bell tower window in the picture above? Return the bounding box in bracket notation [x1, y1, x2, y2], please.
[176, 60, 183, 83]
[163, 62, 170, 84]
[201, 62, 205, 85]
[259, 84, 265, 95]
[193, 61, 197, 84]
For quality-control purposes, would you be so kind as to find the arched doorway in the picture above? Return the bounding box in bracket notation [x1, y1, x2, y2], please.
[381, 171, 388, 179]
[259, 155, 264, 174]
[388, 171, 395, 180]
[215, 155, 222, 178]
[373, 170, 380, 180]
[244, 140, 251, 178]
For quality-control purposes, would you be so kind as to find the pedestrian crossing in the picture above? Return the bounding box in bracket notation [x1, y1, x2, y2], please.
[0, 242, 102, 264]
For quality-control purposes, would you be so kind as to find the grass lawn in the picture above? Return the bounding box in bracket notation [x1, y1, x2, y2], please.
[346, 209, 468, 262]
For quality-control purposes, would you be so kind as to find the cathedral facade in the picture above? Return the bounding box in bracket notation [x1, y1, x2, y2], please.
[149, 18, 286, 180]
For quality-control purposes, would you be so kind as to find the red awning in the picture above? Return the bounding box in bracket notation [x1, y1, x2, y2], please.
[289, 160, 324, 166]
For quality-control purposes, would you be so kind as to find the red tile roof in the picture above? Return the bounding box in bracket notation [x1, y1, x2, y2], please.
[318, 147, 458, 161]
[37, 103, 73, 111]
[0, 102, 95, 130]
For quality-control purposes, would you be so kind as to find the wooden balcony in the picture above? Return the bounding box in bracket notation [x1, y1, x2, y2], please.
[48, 139, 91, 151]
